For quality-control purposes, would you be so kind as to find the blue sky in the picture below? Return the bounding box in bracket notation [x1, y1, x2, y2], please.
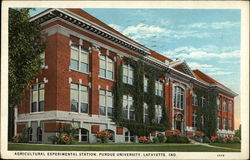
[30, 8, 240, 93]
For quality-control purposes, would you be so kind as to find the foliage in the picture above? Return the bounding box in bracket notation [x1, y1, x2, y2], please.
[157, 133, 166, 143]
[12, 135, 20, 143]
[210, 136, 240, 144]
[113, 57, 170, 136]
[48, 124, 77, 144]
[152, 137, 159, 143]
[95, 130, 112, 143]
[193, 88, 218, 137]
[234, 125, 241, 139]
[166, 134, 189, 143]
[202, 136, 211, 143]
[232, 137, 241, 143]
[9, 8, 45, 108]
[138, 136, 151, 143]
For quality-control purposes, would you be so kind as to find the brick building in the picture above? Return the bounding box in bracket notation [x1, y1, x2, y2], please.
[14, 8, 237, 143]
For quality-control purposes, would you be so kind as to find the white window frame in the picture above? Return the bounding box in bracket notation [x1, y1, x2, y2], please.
[174, 86, 184, 109]
[144, 103, 149, 123]
[155, 105, 162, 124]
[217, 117, 221, 129]
[99, 89, 113, 117]
[192, 94, 198, 106]
[70, 83, 89, 113]
[223, 100, 227, 112]
[223, 118, 227, 130]
[229, 101, 233, 113]
[123, 64, 134, 85]
[40, 51, 45, 68]
[155, 80, 163, 97]
[70, 44, 89, 73]
[75, 128, 89, 143]
[144, 76, 148, 92]
[125, 131, 136, 143]
[122, 95, 135, 120]
[217, 97, 221, 110]
[30, 83, 45, 113]
[192, 111, 197, 128]
[99, 55, 114, 80]
[201, 96, 206, 108]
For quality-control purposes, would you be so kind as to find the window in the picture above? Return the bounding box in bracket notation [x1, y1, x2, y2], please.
[74, 128, 88, 143]
[144, 103, 149, 123]
[99, 90, 113, 117]
[27, 127, 32, 142]
[174, 86, 184, 109]
[155, 80, 163, 96]
[155, 105, 162, 124]
[31, 83, 45, 112]
[228, 119, 232, 130]
[122, 95, 135, 120]
[223, 100, 227, 112]
[229, 101, 233, 113]
[123, 64, 134, 85]
[37, 127, 42, 142]
[125, 131, 135, 143]
[144, 76, 148, 92]
[192, 94, 198, 106]
[217, 117, 221, 129]
[99, 55, 114, 80]
[70, 83, 88, 113]
[40, 51, 45, 68]
[192, 111, 197, 128]
[201, 96, 206, 108]
[223, 118, 227, 130]
[217, 97, 221, 110]
[70, 44, 89, 73]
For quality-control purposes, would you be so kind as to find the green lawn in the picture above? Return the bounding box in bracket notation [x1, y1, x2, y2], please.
[210, 143, 241, 150]
[8, 143, 240, 152]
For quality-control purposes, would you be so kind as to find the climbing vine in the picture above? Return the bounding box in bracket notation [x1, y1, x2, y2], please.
[193, 87, 218, 137]
[113, 57, 170, 136]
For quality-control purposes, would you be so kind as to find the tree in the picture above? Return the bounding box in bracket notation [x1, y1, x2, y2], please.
[235, 124, 241, 139]
[8, 8, 45, 140]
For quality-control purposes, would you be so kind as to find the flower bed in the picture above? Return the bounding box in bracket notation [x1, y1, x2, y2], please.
[95, 130, 112, 143]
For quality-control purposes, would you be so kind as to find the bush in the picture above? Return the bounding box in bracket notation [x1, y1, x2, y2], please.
[152, 137, 159, 143]
[202, 136, 210, 143]
[138, 137, 151, 143]
[166, 134, 189, 143]
[233, 137, 241, 143]
[215, 137, 224, 143]
[157, 133, 166, 143]
[48, 135, 59, 144]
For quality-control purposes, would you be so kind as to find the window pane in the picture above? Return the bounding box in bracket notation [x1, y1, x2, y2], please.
[123, 76, 128, 83]
[81, 91, 88, 103]
[80, 85, 87, 91]
[32, 85, 38, 90]
[129, 110, 135, 120]
[71, 60, 78, 70]
[71, 84, 78, 90]
[107, 71, 113, 79]
[38, 101, 44, 111]
[100, 69, 106, 77]
[32, 90, 38, 102]
[107, 107, 113, 117]
[123, 109, 128, 119]
[100, 95, 105, 106]
[39, 84, 44, 89]
[100, 90, 105, 95]
[80, 53, 88, 63]
[80, 103, 88, 113]
[100, 59, 106, 69]
[100, 106, 106, 115]
[128, 78, 133, 85]
[71, 49, 79, 60]
[107, 96, 113, 107]
[123, 67, 128, 76]
[107, 62, 113, 71]
[31, 102, 37, 112]
[71, 102, 78, 112]
[71, 90, 78, 102]
[80, 62, 88, 72]
[39, 89, 44, 101]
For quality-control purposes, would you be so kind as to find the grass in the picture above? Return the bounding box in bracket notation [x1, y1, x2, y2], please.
[210, 143, 241, 150]
[8, 143, 240, 152]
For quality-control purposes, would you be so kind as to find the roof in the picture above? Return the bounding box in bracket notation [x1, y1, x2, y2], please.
[192, 69, 230, 90]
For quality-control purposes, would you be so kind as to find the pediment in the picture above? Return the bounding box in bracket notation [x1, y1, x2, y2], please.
[170, 60, 195, 78]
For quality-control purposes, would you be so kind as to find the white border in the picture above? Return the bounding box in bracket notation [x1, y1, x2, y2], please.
[1, 1, 249, 159]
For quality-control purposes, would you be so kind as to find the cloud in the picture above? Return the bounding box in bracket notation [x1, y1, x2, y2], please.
[179, 21, 240, 29]
[163, 46, 240, 60]
[109, 24, 123, 32]
[208, 71, 233, 75]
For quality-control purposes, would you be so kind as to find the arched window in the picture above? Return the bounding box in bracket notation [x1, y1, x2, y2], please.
[99, 55, 114, 80]
[37, 127, 42, 142]
[70, 44, 89, 73]
[74, 128, 89, 143]
[174, 86, 184, 109]
[27, 127, 33, 142]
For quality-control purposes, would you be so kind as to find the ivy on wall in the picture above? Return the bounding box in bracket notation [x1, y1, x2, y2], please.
[193, 87, 218, 137]
[113, 57, 170, 136]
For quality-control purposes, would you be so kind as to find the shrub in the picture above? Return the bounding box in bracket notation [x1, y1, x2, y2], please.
[157, 133, 166, 143]
[178, 136, 190, 143]
[152, 137, 159, 143]
[202, 136, 210, 143]
[215, 136, 224, 143]
[233, 137, 241, 143]
[210, 136, 218, 143]
[95, 130, 112, 143]
[166, 135, 189, 143]
[48, 135, 59, 144]
[138, 136, 151, 143]
[12, 135, 20, 143]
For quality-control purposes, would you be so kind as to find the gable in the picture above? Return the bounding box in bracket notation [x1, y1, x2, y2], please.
[170, 60, 195, 78]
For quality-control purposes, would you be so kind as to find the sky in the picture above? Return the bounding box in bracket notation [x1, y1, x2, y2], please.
[30, 8, 241, 128]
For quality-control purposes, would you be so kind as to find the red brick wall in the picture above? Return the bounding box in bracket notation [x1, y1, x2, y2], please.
[91, 125, 100, 133]
[17, 124, 27, 133]
[44, 122, 68, 132]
